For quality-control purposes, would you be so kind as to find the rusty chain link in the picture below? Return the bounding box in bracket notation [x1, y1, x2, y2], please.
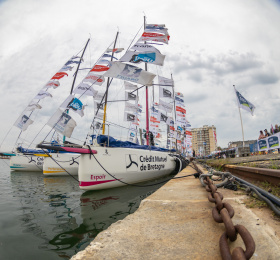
[192, 162, 255, 260]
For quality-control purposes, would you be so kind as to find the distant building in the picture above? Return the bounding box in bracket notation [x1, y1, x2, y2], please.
[191, 125, 217, 156]
[228, 140, 256, 148]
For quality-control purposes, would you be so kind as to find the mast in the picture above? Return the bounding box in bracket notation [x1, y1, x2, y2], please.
[144, 16, 150, 145]
[102, 31, 119, 135]
[63, 38, 90, 144]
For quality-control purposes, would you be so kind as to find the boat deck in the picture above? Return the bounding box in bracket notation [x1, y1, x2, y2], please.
[71, 163, 280, 259]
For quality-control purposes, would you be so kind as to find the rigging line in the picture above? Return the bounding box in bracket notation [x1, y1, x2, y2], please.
[28, 123, 47, 149]
[126, 23, 144, 52]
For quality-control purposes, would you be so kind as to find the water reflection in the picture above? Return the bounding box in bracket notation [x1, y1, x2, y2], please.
[7, 170, 172, 259]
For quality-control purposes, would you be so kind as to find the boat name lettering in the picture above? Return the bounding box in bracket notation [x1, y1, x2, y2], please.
[91, 174, 106, 180]
[140, 163, 165, 171]
[140, 155, 167, 163]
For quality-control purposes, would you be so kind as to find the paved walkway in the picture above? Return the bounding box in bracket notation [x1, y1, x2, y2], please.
[71, 164, 280, 260]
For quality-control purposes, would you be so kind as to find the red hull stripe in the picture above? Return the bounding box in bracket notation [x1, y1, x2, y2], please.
[62, 147, 97, 154]
[79, 179, 117, 187]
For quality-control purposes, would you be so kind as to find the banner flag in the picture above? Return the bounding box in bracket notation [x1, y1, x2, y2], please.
[14, 113, 33, 131]
[235, 89, 255, 116]
[145, 24, 166, 30]
[125, 91, 138, 102]
[124, 81, 138, 91]
[106, 48, 124, 53]
[60, 95, 85, 117]
[73, 83, 97, 97]
[83, 72, 105, 86]
[158, 76, 174, 86]
[43, 80, 60, 89]
[125, 102, 138, 113]
[47, 109, 77, 138]
[159, 86, 172, 99]
[94, 101, 104, 111]
[131, 43, 161, 54]
[26, 102, 42, 111]
[124, 112, 137, 122]
[159, 99, 173, 113]
[104, 61, 156, 86]
[34, 90, 52, 100]
[59, 65, 74, 72]
[138, 32, 169, 44]
[51, 72, 68, 80]
[120, 51, 165, 66]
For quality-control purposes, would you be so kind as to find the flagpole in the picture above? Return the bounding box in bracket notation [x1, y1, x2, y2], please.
[102, 31, 119, 135]
[144, 15, 149, 145]
[233, 85, 245, 148]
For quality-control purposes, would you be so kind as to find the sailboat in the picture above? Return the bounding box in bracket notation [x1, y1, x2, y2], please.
[38, 19, 190, 189]
[8, 41, 90, 172]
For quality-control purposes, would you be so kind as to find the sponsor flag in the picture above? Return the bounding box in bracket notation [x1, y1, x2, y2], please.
[43, 80, 60, 89]
[125, 91, 138, 102]
[51, 72, 68, 80]
[131, 43, 160, 54]
[175, 92, 184, 97]
[235, 89, 255, 116]
[26, 101, 42, 111]
[83, 72, 105, 86]
[124, 112, 137, 122]
[158, 76, 174, 86]
[14, 113, 33, 131]
[145, 24, 166, 30]
[59, 65, 74, 72]
[138, 31, 170, 44]
[73, 83, 97, 97]
[125, 102, 138, 113]
[47, 109, 77, 138]
[124, 81, 138, 91]
[90, 64, 110, 73]
[34, 90, 52, 100]
[159, 86, 172, 99]
[159, 99, 173, 113]
[176, 106, 186, 114]
[106, 48, 124, 53]
[104, 61, 156, 86]
[120, 51, 165, 66]
[60, 95, 85, 117]
[94, 101, 104, 111]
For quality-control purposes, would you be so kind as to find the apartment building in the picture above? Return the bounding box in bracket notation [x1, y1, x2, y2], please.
[191, 125, 217, 156]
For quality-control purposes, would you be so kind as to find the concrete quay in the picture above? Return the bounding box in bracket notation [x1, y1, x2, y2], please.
[71, 163, 280, 260]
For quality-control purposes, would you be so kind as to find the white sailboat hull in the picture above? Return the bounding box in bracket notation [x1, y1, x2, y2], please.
[78, 147, 177, 190]
[10, 153, 44, 172]
[43, 153, 80, 176]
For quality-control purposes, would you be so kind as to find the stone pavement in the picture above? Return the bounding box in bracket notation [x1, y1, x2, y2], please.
[71, 163, 280, 260]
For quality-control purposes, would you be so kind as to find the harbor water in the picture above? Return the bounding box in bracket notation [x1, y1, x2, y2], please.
[0, 159, 172, 260]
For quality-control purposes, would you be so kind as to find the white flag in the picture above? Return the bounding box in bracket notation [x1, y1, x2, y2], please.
[14, 113, 33, 131]
[47, 109, 77, 138]
[60, 95, 85, 117]
[26, 101, 42, 111]
[131, 43, 161, 54]
[120, 51, 165, 66]
[83, 72, 105, 86]
[104, 61, 156, 86]
[43, 80, 60, 89]
[125, 102, 138, 113]
[124, 81, 138, 91]
[159, 86, 173, 99]
[158, 76, 174, 86]
[138, 31, 169, 44]
[159, 99, 173, 113]
[125, 91, 138, 103]
[34, 90, 52, 100]
[73, 83, 97, 97]
[124, 112, 137, 122]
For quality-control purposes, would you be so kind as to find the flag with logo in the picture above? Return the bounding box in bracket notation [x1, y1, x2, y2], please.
[14, 113, 34, 131]
[104, 61, 156, 86]
[120, 51, 165, 66]
[47, 109, 77, 138]
[235, 89, 255, 116]
[60, 95, 85, 117]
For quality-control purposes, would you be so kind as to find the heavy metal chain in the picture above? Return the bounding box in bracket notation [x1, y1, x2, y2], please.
[193, 163, 255, 259]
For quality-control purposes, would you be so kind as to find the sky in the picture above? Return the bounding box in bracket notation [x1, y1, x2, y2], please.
[0, 0, 280, 151]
